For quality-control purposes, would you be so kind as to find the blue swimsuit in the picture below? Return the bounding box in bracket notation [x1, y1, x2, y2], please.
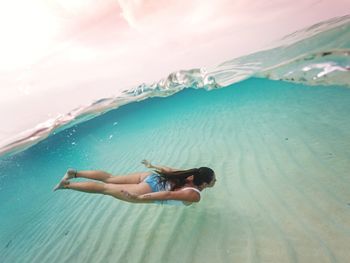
[143, 173, 201, 205]
[144, 173, 171, 192]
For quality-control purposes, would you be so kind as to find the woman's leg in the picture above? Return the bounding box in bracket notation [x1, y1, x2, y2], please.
[65, 181, 105, 194]
[76, 170, 152, 184]
[64, 181, 152, 202]
[74, 170, 112, 182]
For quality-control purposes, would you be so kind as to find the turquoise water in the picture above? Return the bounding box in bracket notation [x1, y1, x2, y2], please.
[1, 77, 350, 262]
[1, 16, 350, 263]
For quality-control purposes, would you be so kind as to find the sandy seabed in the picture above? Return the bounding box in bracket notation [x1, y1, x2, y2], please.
[0, 78, 350, 263]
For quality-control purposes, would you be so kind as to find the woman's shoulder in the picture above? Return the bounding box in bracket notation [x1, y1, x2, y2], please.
[179, 186, 201, 195]
[168, 186, 201, 203]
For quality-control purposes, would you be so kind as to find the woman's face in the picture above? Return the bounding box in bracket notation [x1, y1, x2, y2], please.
[207, 175, 217, 187]
[199, 175, 216, 190]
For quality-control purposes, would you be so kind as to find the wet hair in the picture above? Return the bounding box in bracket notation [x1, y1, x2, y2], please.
[156, 167, 215, 190]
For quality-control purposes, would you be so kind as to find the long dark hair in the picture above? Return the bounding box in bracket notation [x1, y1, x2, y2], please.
[156, 167, 215, 190]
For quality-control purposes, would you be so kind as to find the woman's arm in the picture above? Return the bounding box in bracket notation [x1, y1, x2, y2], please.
[141, 160, 181, 173]
[122, 189, 200, 203]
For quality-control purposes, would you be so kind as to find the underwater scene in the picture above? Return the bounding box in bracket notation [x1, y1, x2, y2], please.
[1, 15, 350, 263]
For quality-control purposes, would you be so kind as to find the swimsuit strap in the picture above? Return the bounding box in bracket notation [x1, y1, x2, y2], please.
[181, 187, 201, 196]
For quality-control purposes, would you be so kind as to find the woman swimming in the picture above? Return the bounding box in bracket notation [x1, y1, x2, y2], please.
[53, 160, 216, 205]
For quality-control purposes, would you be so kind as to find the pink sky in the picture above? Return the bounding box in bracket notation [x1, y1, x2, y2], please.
[0, 0, 350, 144]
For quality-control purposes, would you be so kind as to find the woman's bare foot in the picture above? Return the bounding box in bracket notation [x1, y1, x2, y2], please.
[53, 169, 76, 191]
[62, 169, 77, 180]
[53, 179, 70, 191]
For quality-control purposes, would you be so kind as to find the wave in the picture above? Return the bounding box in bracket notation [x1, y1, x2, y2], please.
[212, 15, 350, 86]
[1, 15, 349, 158]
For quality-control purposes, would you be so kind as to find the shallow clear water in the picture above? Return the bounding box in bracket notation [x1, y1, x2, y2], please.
[1, 77, 350, 262]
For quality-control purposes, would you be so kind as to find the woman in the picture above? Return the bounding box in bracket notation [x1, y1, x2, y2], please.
[53, 160, 216, 205]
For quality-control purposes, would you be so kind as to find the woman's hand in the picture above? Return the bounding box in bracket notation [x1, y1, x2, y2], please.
[142, 160, 179, 173]
[121, 190, 140, 200]
[141, 159, 152, 168]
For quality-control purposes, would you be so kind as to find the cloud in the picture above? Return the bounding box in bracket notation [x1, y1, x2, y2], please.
[118, 0, 226, 33]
